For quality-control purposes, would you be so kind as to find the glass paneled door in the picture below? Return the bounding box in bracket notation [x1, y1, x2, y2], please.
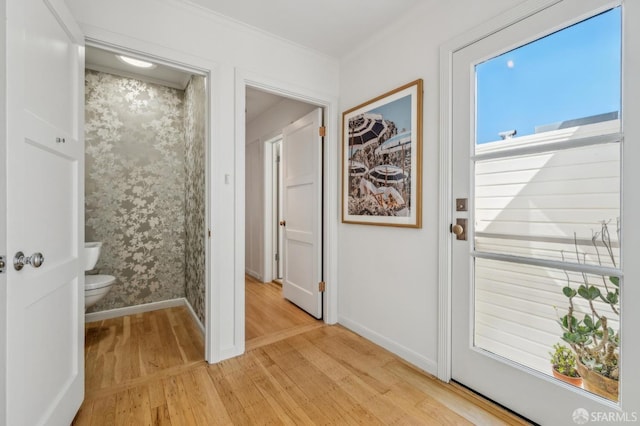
[451, 1, 639, 423]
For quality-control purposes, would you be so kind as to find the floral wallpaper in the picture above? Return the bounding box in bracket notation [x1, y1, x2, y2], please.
[184, 75, 207, 324]
[85, 70, 187, 312]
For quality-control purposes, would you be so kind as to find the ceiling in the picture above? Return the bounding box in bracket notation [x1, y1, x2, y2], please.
[87, 1, 422, 119]
[181, 0, 423, 58]
[85, 46, 192, 89]
[86, 46, 295, 122]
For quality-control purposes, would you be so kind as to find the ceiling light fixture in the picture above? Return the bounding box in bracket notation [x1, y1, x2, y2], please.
[117, 55, 156, 69]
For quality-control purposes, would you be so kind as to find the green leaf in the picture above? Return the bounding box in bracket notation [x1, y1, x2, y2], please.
[602, 291, 618, 305]
[609, 276, 620, 287]
[562, 286, 577, 298]
[584, 315, 594, 329]
[577, 285, 590, 299]
[560, 315, 578, 330]
[578, 285, 601, 300]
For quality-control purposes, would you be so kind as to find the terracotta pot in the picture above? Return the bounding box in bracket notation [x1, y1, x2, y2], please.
[552, 368, 583, 387]
[576, 360, 619, 402]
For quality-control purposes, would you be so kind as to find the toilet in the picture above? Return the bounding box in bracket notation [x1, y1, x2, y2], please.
[84, 242, 116, 311]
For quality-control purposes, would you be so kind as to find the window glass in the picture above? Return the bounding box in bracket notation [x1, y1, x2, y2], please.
[476, 8, 621, 145]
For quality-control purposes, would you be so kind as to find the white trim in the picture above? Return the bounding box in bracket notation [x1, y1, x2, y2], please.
[236, 68, 340, 340]
[263, 134, 283, 284]
[80, 31, 218, 363]
[85, 63, 187, 91]
[245, 269, 262, 281]
[183, 297, 206, 336]
[85, 298, 185, 322]
[437, 0, 564, 383]
[338, 316, 438, 376]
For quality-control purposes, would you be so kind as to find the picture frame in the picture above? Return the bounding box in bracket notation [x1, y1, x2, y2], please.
[342, 79, 423, 227]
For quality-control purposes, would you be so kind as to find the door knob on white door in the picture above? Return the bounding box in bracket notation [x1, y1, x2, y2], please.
[13, 251, 45, 271]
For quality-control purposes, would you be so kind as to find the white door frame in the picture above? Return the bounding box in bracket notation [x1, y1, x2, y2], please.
[236, 69, 340, 338]
[439, 3, 640, 413]
[438, 0, 567, 382]
[0, 5, 7, 420]
[263, 135, 283, 284]
[82, 32, 218, 362]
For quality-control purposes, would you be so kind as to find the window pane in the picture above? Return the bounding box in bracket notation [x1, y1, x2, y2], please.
[475, 257, 620, 401]
[475, 141, 620, 266]
[476, 7, 621, 145]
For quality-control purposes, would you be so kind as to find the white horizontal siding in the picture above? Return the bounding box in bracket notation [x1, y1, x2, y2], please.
[475, 256, 620, 375]
[473, 120, 621, 378]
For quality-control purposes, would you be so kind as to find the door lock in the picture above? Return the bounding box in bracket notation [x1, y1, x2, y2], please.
[279, 220, 286, 227]
[13, 251, 45, 271]
[0, 255, 5, 273]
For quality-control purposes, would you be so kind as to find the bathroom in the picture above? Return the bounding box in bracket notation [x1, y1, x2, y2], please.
[83, 45, 208, 330]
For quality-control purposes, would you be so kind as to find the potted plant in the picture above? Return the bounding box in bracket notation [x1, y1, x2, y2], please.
[549, 343, 583, 387]
[557, 220, 619, 401]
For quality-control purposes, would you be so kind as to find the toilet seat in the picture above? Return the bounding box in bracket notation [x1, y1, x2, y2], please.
[85, 274, 116, 290]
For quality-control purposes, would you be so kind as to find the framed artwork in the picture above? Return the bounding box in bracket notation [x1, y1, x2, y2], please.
[342, 79, 423, 227]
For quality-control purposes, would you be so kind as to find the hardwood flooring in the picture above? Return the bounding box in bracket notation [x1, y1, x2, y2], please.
[245, 274, 324, 351]
[74, 277, 530, 425]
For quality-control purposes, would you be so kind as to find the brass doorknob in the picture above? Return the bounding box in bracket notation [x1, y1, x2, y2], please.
[279, 220, 286, 226]
[451, 224, 464, 236]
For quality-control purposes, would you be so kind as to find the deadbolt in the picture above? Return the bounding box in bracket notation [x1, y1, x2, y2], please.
[455, 198, 468, 212]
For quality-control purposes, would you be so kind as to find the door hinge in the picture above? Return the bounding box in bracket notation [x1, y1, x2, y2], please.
[0, 255, 5, 274]
[318, 281, 326, 292]
[275, 253, 279, 262]
[208, 229, 211, 238]
[319, 126, 326, 137]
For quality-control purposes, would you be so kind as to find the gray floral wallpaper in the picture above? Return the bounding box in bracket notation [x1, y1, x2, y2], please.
[85, 70, 187, 312]
[184, 75, 207, 324]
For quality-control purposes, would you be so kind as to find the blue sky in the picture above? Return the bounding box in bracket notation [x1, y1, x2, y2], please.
[370, 95, 412, 133]
[476, 7, 621, 144]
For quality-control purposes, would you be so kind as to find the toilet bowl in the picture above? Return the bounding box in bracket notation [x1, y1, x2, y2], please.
[85, 274, 116, 309]
[84, 242, 116, 310]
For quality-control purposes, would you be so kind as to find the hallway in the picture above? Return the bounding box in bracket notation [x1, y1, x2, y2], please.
[73, 279, 529, 424]
[245, 275, 323, 351]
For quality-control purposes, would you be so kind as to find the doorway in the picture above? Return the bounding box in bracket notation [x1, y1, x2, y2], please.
[442, 0, 640, 423]
[244, 87, 323, 341]
[83, 43, 210, 356]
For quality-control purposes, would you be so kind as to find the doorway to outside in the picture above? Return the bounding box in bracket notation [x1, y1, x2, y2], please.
[442, 0, 640, 424]
[244, 86, 324, 344]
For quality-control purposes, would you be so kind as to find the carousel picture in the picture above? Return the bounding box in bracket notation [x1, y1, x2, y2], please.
[342, 79, 423, 227]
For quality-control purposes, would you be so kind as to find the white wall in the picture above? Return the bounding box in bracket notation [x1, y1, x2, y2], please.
[65, 0, 339, 361]
[245, 97, 316, 281]
[337, 0, 521, 374]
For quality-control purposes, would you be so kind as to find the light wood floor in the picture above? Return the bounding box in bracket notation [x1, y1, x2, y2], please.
[74, 277, 530, 425]
[245, 274, 324, 351]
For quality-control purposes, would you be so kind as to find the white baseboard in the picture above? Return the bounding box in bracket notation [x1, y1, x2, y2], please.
[338, 315, 438, 377]
[245, 269, 262, 281]
[86, 298, 191, 324]
[183, 297, 205, 336]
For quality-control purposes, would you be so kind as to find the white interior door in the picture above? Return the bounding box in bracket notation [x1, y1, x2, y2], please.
[451, 1, 639, 423]
[282, 108, 323, 319]
[4, 0, 84, 424]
